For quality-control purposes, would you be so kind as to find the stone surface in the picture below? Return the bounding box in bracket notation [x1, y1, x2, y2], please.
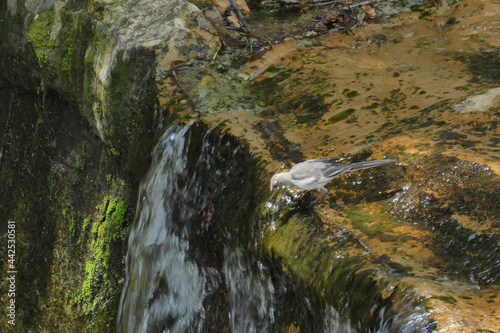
[215, 0, 250, 16]
[0, 0, 220, 331]
[453, 87, 500, 113]
[164, 1, 500, 330]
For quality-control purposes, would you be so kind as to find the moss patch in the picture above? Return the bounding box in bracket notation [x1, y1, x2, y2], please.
[328, 108, 356, 124]
[262, 202, 392, 331]
[76, 198, 128, 315]
[342, 88, 359, 98]
[346, 203, 405, 243]
[27, 10, 55, 67]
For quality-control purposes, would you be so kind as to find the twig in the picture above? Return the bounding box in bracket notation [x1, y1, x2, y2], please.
[229, 0, 254, 35]
[344, 21, 358, 38]
[170, 66, 198, 110]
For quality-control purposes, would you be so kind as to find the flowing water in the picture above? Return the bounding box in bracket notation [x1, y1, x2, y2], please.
[117, 122, 436, 332]
[116, 122, 357, 332]
[117, 4, 500, 330]
[118, 124, 206, 332]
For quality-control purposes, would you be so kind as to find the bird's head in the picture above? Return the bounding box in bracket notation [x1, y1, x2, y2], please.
[270, 172, 290, 191]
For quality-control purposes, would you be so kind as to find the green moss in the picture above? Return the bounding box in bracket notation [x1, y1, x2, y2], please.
[107, 147, 120, 156]
[430, 295, 457, 304]
[250, 67, 293, 105]
[342, 88, 359, 98]
[76, 197, 128, 314]
[76, 153, 84, 170]
[363, 102, 379, 110]
[61, 44, 74, 72]
[84, 44, 98, 113]
[27, 10, 55, 67]
[412, 7, 432, 20]
[346, 204, 404, 242]
[83, 218, 91, 231]
[55, 11, 93, 101]
[263, 208, 388, 330]
[266, 65, 286, 75]
[69, 217, 77, 235]
[328, 108, 356, 124]
[178, 9, 188, 19]
[106, 199, 127, 240]
[110, 54, 129, 110]
[74, 144, 87, 184]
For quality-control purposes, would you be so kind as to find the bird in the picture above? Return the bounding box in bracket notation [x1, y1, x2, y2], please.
[270, 157, 395, 202]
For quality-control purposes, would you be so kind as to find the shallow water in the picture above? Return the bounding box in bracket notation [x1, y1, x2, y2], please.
[143, 0, 500, 331]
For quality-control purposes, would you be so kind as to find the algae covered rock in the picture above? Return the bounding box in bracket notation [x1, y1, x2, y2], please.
[0, 0, 221, 331]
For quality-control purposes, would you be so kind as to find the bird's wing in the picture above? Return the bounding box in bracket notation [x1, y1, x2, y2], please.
[300, 157, 343, 165]
[323, 165, 353, 178]
[289, 157, 341, 174]
[289, 167, 325, 190]
[289, 164, 323, 181]
[291, 158, 347, 179]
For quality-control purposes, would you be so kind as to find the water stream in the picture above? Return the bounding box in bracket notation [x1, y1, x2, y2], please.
[117, 121, 435, 332]
[118, 124, 206, 332]
[116, 122, 357, 332]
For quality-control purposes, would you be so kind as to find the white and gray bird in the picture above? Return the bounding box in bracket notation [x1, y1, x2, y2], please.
[270, 157, 395, 201]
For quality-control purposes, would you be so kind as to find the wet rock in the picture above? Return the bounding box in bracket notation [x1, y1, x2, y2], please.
[227, 12, 240, 27]
[0, 0, 221, 330]
[261, 191, 435, 332]
[5, 0, 220, 161]
[216, 0, 250, 16]
[252, 120, 304, 164]
[193, 1, 500, 331]
[0, 87, 134, 332]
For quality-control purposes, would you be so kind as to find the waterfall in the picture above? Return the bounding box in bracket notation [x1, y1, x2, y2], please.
[117, 122, 430, 332]
[117, 123, 282, 332]
[118, 124, 206, 332]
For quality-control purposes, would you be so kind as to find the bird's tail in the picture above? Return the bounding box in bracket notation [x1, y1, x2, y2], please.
[348, 159, 396, 171]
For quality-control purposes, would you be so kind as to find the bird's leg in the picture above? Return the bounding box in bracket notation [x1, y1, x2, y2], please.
[311, 187, 328, 205]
